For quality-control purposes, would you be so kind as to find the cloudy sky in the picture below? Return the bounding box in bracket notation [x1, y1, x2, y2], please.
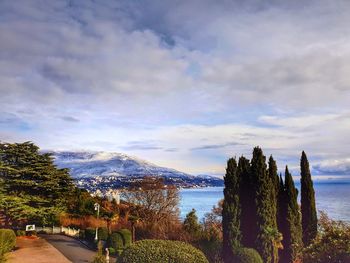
[1, 0, 350, 176]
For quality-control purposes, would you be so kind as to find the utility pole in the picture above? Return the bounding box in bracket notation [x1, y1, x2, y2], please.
[94, 203, 100, 241]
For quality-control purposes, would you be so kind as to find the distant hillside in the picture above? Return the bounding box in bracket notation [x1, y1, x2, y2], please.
[52, 151, 223, 192]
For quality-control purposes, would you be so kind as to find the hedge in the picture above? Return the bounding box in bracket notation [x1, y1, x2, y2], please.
[108, 228, 131, 253]
[85, 228, 96, 242]
[0, 229, 16, 259]
[98, 227, 108, 241]
[117, 229, 131, 248]
[119, 239, 209, 263]
[234, 248, 263, 263]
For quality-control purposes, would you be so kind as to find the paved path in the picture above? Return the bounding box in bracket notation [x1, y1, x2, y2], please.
[8, 236, 70, 263]
[40, 234, 96, 263]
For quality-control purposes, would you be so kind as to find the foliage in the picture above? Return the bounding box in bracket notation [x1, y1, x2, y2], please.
[279, 167, 302, 263]
[267, 156, 279, 263]
[0, 142, 74, 227]
[239, 156, 256, 248]
[122, 177, 182, 240]
[198, 238, 223, 263]
[108, 247, 115, 255]
[233, 248, 263, 263]
[108, 228, 131, 255]
[122, 177, 180, 224]
[15, 230, 26, 236]
[119, 239, 209, 263]
[184, 208, 202, 240]
[300, 151, 317, 246]
[85, 227, 96, 242]
[109, 232, 124, 252]
[250, 147, 275, 263]
[117, 229, 131, 248]
[0, 229, 16, 261]
[222, 157, 241, 262]
[303, 212, 350, 263]
[91, 241, 106, 263]
[98, 227, 108, 241]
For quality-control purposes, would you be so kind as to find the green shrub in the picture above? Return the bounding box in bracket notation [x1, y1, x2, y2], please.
[119, 239, 209, 263]
[79, 229, 85, 239]
[91, 241, 106, 263]
[198, 238, 222, 263]
[85, 228, 96, 242]
[233, 248, 263, 263]
[108, 247, 115, 255]
[0, 229, 16, 257]
[118, 229, 131, 248]
[108, 232, 124, 251]
[98, 227, 109, 241]
[15, 230, 26, 237]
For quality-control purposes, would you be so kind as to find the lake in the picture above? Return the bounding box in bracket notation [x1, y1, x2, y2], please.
[179, 182, 350, 222]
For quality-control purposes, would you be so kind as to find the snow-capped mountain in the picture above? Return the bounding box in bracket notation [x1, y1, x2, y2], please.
[52, 151, 223, 190]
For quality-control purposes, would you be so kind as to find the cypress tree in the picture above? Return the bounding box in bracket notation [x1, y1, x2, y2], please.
[277, 174, 288, 262]
[250, 147, 275, 263]
[267, 156, 279, 263]
[238, 156, 256, 248]
[283, 166, 302, 263]
[222, 157, 241, 262]
[300, 151, 317, 246]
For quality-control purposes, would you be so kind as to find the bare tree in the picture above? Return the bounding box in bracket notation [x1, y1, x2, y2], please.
[121, 177, 180, 224]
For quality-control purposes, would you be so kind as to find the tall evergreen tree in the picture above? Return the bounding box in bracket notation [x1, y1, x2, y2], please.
[238, 156, 256, 248]
[277, 174, 288, 262]
[222, 157, 241, 262]
[267, 156, 280, 263]
[250, 147, 275, 263]
[300, 151, 317, 246]
[282, 166, 302, 263]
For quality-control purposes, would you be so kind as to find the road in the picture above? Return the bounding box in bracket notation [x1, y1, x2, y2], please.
[40, 234, 97, 263]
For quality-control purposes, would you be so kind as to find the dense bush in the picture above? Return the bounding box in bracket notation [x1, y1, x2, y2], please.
[303, 212, 350, 263]
[98, 227, 109, 241]
[108, 247, 116, 255]
[197, 238, 223, 263]
[15, 230, 26, 236]
[0, 229, 16, 260]
[108, 232, 124, 255]
[108, 228, 131, 255]
[233, 248, 263, 263]
[85, 227, 96, 242]
[118, 229, 131, 247]
[119, 239, 209, 263]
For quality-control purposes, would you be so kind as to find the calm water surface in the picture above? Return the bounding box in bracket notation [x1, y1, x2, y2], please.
[180, 182, 350, 222]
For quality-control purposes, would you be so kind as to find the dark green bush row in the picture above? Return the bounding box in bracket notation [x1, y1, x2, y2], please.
[85, 227, 96, 242]
[98, 227, 108, 241]
[0, 229, 16, 260]
[15, 230, 26, 237]
[119, 239, 209, 263]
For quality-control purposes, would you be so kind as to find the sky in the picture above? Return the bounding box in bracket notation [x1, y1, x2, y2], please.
[1, 0, 350, 176]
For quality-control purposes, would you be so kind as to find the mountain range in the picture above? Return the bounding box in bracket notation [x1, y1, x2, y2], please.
[52, 151, 224, 193]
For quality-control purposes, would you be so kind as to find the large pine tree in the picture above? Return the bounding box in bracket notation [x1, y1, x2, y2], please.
[282, 166, 303, 263]
[0, 142, 74, 227]
[222, 157, 241, 262]
[300, 151, 317, 246]
[250, 147, 275, 263]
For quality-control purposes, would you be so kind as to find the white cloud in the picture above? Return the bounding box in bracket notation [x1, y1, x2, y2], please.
[1, 0, 350, 175]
